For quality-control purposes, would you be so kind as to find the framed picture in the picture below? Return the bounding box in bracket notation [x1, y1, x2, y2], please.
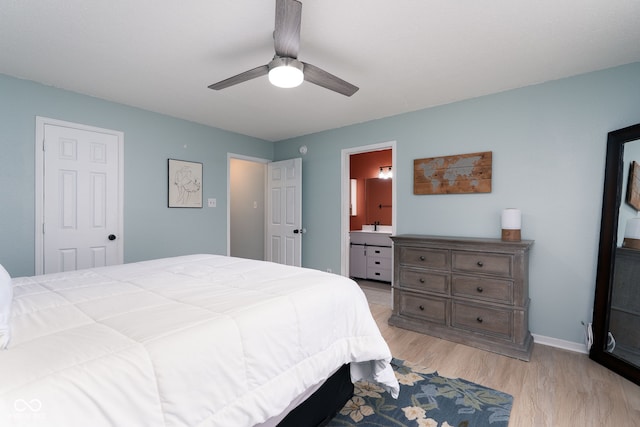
[168, 159, 202, 208]
[627, 160, 640, 211]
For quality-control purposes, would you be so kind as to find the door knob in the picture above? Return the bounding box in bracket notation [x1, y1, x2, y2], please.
[108, 234, 116, 241]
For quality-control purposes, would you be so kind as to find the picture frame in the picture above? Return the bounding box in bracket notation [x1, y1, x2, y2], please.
[627, 160, 640, 211]
[168, 159, 202, 208]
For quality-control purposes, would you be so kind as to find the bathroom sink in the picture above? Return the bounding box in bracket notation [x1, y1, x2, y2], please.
[350, 229, 393, 246]
[359, 225, 392, 233]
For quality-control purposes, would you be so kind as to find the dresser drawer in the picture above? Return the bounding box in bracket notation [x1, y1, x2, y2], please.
[452, 275, 513, 304]
[399, 291, 448, 325]
[452, 251, 512, 278]
[452, 302, 512, 339]
[399, 247, 449, 270]
[399, 267, 449, 294]
[367, 255, 392, 270]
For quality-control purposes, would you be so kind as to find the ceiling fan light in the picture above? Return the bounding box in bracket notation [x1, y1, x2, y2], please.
[268, 57, 304, 88]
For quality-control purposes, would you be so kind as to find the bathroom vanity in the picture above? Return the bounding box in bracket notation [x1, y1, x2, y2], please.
[349, 229, 392, 282]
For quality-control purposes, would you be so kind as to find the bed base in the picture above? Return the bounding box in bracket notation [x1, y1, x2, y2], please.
[277, 364, 354, 427]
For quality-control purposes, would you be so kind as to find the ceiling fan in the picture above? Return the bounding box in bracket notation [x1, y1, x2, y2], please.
[208, 0, 358, 97]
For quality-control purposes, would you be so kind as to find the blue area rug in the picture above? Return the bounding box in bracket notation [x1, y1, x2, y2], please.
[327, 358, 513, 427]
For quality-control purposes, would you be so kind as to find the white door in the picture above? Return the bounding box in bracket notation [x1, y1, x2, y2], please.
[36, 118, 123, 274]
[266, 158, 302, 266]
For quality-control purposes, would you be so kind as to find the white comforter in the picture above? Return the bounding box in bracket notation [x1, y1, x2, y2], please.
[0, 255, 398, 426]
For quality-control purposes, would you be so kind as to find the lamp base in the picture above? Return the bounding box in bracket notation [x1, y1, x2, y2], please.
[501, 229, 521, 242]
[623, 237, 640, 250]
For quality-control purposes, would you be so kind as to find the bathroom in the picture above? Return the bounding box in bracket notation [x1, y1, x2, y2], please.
[349, 149, 393, 284]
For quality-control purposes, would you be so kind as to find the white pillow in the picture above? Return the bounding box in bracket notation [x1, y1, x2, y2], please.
[0, 263, 12, 349]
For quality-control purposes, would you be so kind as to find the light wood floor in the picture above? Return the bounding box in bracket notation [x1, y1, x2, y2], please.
[368, 303, 640, 426]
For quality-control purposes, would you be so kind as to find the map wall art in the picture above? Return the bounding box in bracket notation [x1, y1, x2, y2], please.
[413, 151, 492, 195]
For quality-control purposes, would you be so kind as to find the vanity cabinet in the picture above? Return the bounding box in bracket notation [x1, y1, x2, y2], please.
[349, 244, 367, 279]
[366, 246, 392, 281]
[350, 232, 392, 282]
[389, 235, 534, 361]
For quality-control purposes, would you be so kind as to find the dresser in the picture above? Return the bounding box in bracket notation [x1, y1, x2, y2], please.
[389, 235, 534, 361]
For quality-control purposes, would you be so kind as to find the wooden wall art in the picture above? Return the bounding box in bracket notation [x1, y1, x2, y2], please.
[627, 160, 640, 210]
[414, 151, 492, 195]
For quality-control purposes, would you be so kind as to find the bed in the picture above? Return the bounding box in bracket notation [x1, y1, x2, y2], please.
[0, 254, 399, 426]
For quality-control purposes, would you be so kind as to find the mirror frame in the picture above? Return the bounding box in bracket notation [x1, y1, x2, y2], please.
[590, 122, 640, 386]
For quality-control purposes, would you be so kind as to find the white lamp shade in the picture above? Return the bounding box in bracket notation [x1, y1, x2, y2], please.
[501, 208, 521, 230]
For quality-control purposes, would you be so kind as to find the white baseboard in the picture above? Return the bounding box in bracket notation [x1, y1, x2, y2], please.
[532, 334, 588, 354]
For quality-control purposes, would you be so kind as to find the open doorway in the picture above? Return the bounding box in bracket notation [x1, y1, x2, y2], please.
[227, 155, 303, 266]
[340, 141, 397, 277]
[228, 155, 268, 260]
[350, 150, 393, 231]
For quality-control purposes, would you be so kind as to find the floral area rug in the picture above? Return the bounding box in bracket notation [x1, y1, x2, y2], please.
[326, 358, 513, 427]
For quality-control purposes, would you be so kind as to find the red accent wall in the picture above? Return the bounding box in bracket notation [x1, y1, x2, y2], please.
[349, 149, 392, 231]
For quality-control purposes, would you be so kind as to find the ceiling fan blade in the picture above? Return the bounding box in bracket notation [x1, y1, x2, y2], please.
[208, 65, 269, 90]
[302, 62, 359, 97]
[274, 0, 302, 58]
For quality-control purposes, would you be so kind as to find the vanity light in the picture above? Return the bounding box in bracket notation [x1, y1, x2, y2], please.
[378, 166, 392, 179]
[268, 57, 304, 88]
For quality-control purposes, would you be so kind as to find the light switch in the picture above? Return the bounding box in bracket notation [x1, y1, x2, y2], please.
[208, 198, 216, 208]
[253, 201, 258, 209]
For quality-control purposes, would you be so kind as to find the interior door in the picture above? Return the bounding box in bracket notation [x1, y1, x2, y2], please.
[39, 120, 123, 273]
[266, 158, 302, 266]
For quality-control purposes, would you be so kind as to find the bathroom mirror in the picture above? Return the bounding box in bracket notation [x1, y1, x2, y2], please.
[365, 178, 392, 225]
[591, 123, 640, 386]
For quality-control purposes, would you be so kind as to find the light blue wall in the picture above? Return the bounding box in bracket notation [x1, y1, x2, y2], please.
[0, 74, 272, 277]
[274, 62, 640, 344]
[2, 63, 640, 345]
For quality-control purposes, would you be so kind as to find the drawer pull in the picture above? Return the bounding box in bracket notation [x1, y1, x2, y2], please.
[375, 272, 380, 276]
[476, 286, 483, 293]
[375, 261, 381, 265]
[419, 255, 426, 261]
[476, 261, 484, 267]
[419, 305, 425, 311]
[419, 278, 425, 283]
[476, 316, 483, 323]
[375, 250, 381, 254]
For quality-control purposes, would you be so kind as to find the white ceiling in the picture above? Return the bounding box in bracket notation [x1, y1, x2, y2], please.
[1, 0, 639, 142]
